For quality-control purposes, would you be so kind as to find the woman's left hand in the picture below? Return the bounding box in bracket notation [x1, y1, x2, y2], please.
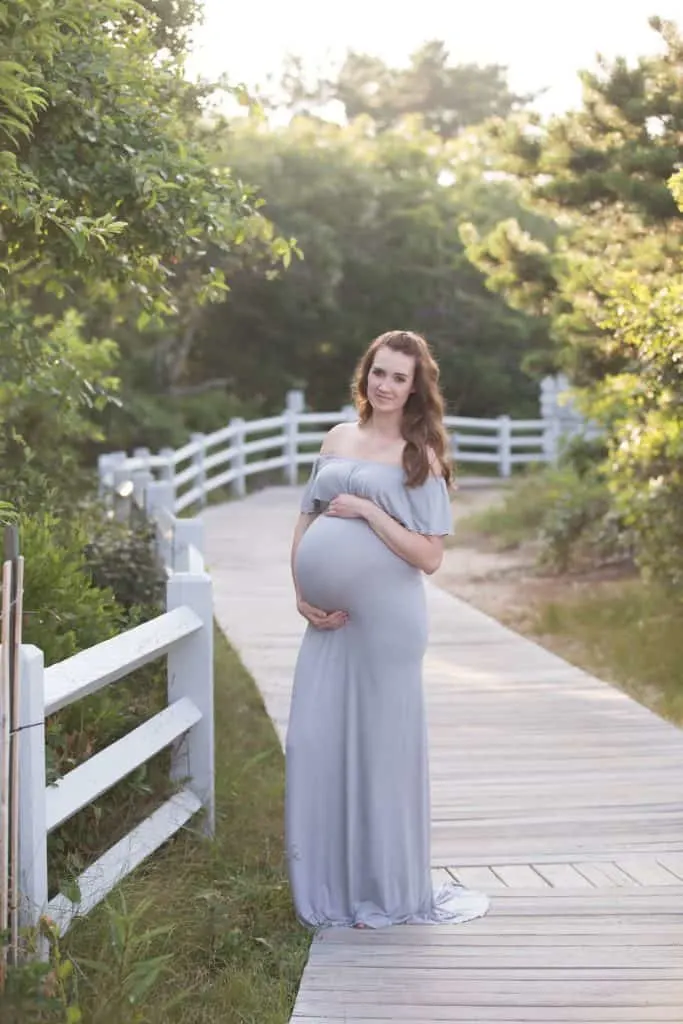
[325, 494, 374, 520]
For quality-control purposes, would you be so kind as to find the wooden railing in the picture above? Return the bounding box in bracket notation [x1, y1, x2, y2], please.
[16, 509, 213, 940]
[99, 391, 566, 517]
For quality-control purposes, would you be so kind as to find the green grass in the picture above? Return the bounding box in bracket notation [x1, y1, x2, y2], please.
[453, 467, 683, 730]
[532, 580, 683, 726]
[8, 626, 310, 1024]
[459, 469, 551, 549]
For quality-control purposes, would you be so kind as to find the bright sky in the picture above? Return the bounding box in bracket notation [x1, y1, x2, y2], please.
[187, 0, 683, 116]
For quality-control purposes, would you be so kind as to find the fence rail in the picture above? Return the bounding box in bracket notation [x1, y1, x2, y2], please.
[100, 385, 584, 517]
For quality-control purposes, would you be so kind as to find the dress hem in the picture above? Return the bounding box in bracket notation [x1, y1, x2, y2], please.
[297, 882, 490, 932]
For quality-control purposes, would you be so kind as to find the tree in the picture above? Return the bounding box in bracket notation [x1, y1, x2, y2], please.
[194, 114, 545, 415]
[461, 18, 683, 586]
[0, 0, 288, 503]
[462, 17, 683, 384]
[273, 41, 530, 138]
[134, 0, 202, 55]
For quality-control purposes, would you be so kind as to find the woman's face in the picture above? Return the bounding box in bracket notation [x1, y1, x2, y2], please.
[366, 346, 416, 415]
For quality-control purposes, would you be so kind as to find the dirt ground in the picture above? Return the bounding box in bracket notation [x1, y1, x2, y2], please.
[435, 478, 540, 631]
[434, 477, 630, 641]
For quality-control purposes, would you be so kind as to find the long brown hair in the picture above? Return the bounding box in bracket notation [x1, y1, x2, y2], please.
[352, 330, 452, 487]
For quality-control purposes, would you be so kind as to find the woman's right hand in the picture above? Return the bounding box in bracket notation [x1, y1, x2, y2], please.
[296, 598, 348, 630]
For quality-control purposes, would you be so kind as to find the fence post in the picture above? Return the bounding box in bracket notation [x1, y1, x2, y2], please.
[231, 418, 246, 499]
[97, 451, 126, 502]
[131, 469, 153, 508]
[159, 448, 175, 483]
[166, 573, 215, 836]
[17, 646, 48, 954]
[498, 415, 512, 478]
[112, 465, 134, 522]
[145, 480, 175, 519]
[284, 390, 304, 486]
[341, 404, 356, 422]
[540, 375, 560, 463]
[190, 433, 207, 509]
[145, 481, 176, 569]
[173, 519, 205, 573]
[543, 416, 561, 463]
[133, 446, 151, 471]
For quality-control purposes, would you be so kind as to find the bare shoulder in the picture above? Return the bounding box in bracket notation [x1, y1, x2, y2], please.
[320, 421, 358, 455]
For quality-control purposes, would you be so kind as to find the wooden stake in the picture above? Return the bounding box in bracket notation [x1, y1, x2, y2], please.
[9, 553, 24, 962]
[0, 558, 12, 987]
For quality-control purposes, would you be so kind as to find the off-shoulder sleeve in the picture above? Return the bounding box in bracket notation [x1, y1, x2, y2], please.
[300, 458, 321, 514]
[401, 475, 454, 536]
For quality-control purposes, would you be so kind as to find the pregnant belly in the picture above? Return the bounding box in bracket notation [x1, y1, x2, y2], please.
[295, 515, 420, 614]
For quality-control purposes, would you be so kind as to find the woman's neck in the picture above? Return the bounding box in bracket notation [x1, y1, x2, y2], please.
[363, 412, 403, 441]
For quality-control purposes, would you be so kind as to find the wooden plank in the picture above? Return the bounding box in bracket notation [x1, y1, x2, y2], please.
[308, 945, 683, 968]
[316, 919, 683, 941]
[572, 861, 631, 888]
[489, 865, 549, 889]
[615, 856, 682, 886]
[173, 462, 200, 488]
[45, 698, 201, 832]
[175, 485, 206, 512]
[294, 979, 683, 1007]
[301, 966, 683, 986]
[44, 606, 202, 715]
[428, 849, 683, 867]
[531, 863, 596, 889]
[291, 1010, 683, 1022]
[172, 437, 204, 464]
[445, 866, 509, 890]
[656, 854, 683, 880]
[47, 788, 201, 936]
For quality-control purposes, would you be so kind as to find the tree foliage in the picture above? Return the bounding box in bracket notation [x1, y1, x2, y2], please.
[275, 41, 530, 138]
[0, 0, 287, 507]
[195, 113, 546, 415]
[463, 17, 683, 382]
[462, 17, 683, 587]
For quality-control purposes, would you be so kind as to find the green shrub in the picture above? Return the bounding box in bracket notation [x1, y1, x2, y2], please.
[557, 433, 608, 478]
[84, 512, 166, 613]
[538, 469, 631, 572]
[468, 464, 633, 572]
[464, 466, 553, 548]
[0, 304, 119, 517]
[589, 281, 683, 590]
[21, 512, 122, 667]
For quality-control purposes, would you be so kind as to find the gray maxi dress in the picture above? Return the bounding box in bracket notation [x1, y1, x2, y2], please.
[285, 454, 490, 929]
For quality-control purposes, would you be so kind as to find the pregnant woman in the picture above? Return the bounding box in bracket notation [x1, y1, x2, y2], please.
[285, 330, 489, 930]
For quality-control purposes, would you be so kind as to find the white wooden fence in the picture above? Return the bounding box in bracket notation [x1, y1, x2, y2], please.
[17, 503, 214, 941]
[99, 378, 584, 516]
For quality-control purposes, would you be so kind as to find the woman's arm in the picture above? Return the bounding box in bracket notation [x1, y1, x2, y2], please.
[325, 495, 444, 574]
[365, 502, 444, 575]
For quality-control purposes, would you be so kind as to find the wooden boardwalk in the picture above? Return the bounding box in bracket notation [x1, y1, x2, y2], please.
[204, 485, 683, 1023]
